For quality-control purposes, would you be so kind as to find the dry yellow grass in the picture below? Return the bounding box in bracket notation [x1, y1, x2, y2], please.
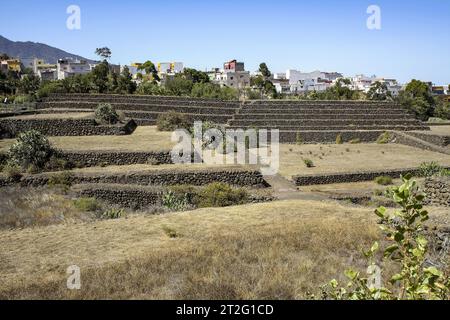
[0, 126, 174, 152]
[279, 143, 450, 179]
[0, 199, 383, 299]
[3, 112, 93, 120]
[428, 125, 450, 136]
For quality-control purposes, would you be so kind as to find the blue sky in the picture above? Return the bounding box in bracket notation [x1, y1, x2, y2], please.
[1, 0, 449, 84]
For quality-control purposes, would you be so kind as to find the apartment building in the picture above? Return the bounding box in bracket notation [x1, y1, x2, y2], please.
[211, 60, 250, 89]
[56, 58, 91, 80]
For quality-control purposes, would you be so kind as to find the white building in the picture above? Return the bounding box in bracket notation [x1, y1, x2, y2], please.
[57, 58, 90, 80]
[211, 60, 250, 89]
[273, 69, 341, 94]
[349, 74, 402, 96]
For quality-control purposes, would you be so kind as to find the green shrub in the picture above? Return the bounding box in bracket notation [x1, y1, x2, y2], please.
[44, 155, 75, 171]
[296, 132, 303, 145]
[162, 190, 191, 211]
[303, 158, 314, 168]
[7, 130, 55, 170]
[13, 95, 33, 104]
[197, 182, 248, 208]
[98, 208, 124, 219]
[156, 111, 191, 131]
[162, 225, 180, 238]
[94, 103, 119, 124]
[318, 175, 450, 300]
[418, 161, 443, 177]
[374, 175, 393, 185]
[349, 138, 361, 144]
[73, 197, 101, 212]
[48, 171, 73, 189]
[2, 163, 22, 182]
[335, 134, 343, 144]
[434, 101, 450, 120]
[376, 132, 390, 144]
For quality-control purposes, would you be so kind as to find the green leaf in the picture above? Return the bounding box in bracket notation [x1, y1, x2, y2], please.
[416, 235, 428, 248]
[390, 273, 404, 282]
[384, 244, 399, 257]
[345, 269, 358, 280]
[394, 232, 404, 242]
[375, 207, 386, 218]
[370, 241, 379, 253]
[424, 267, 442, 277]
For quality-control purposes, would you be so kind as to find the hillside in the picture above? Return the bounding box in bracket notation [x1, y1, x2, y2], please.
[0, 35, 94, 64]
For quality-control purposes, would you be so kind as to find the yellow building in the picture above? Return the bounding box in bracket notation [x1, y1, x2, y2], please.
[5, 59, 21, 72]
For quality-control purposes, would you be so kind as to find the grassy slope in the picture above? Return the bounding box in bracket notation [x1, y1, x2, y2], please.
[0, 199, 382, 299]
[278, 143, 450, 178]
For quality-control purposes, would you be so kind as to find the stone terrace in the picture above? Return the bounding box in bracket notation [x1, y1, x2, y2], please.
[39, 94, 241, 125]
[228, 100, 429, 132]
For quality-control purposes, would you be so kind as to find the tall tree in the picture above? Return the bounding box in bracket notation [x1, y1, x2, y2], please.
[95, 47, 112, 61]
[258, 63, 271, 79]
[138, 61, 160, 82]
[367, 81, 391, 101]
[117, 66, 137, 94]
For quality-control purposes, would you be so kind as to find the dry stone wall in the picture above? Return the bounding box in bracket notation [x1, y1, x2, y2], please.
[423, 177, 450, 207]
[0, 118, 137, 137]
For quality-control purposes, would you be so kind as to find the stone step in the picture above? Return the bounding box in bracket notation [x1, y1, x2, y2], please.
[238, 108, 409, 114]
[44, 97, 240, 108]
[242, 103, 402, 109]
[234, 113, 412, 120]
[229, 119, 423, 126]
[227, 125, 428, 131]
[39, 102, 238, 115]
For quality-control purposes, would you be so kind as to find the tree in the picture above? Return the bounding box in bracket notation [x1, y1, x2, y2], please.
[89, 61, 110, 93]
[367, 81, 392, 101]
[95, 47, 112, 61]
[138, 61, 160, 82]
[117, 66, 137, 94]
[182, 68, 210, 83]
[165, 76, 193, 96]
[397, 80, 435, 120]
[258, 63, 271, 78]
[17, 74, 41, 95]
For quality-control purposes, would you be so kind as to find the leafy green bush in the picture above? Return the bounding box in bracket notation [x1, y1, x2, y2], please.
[335, 134, 343, 144]
[156, 111, 191, 131]
[2, 163, 22, 182]
[7, 130, 55, 170]
[197, 182, 248, 208]
[94, 103, 119, 124]
[47, 171, 73, 190]
[162, 190, 191, 212]
[376, 132, 390, 144]
[374, 175, 393, 186]
[434, 101, 450, 120]
[318, 174, 450, 300]
[349, 138, 361, 144]
[418, 161, 443, 177]
[98, 208, 124, 219]
[303, 158, 314, 168]
[37, 81, 66, 98]
[136, 81, 168, 95]
[73, 197, 101, 212]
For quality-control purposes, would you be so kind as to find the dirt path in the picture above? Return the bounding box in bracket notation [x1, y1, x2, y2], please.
[263, 173, 328, 201]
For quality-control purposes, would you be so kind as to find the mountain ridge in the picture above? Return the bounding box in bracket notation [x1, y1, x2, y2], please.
[0, 35, 95, 64]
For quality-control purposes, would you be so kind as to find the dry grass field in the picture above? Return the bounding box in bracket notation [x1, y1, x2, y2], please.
[278, 143, 450, 179]
[0, 126, 174, 152]
[0, 199, 379, 299]
[3, 112, 93, 120]
[0, 197, 448, 300]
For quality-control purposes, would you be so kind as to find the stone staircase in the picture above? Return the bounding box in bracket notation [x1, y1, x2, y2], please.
[228, 100, 429, 133]
[39, 94, 241, 124]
